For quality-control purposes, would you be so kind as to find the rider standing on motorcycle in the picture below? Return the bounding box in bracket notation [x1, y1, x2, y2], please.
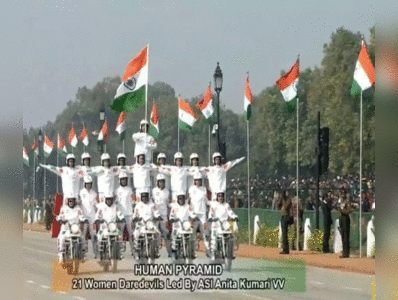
[152, 174, 172, 256]
[127, 153, 158, 202]
[79, 175, 99, 257]
[202, 153, 245, 201]
[132, 190, 162, 255]
[208, 191, 239, 260]
[95, 193, 126, 242]
[187, 153, 204, 189]
[188, 172, 210, 252]
[40, 154, 83, 206]
[78, 152, 97, 192]
[132, 120, 158, 165]
[115, 171, 135, 255]
[56, 195, 87, 263]
[90, 153, 119, 198]
[153, 153, 171, 191]
[115, 153, 130, 189]
[169, 193, 197, 253]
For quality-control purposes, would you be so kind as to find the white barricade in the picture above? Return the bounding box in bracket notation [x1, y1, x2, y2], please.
[333, 219, 342, 253]
[253, 215, 260, 244]
[303, 218, 311, 251]
[367, 216, 375, 257]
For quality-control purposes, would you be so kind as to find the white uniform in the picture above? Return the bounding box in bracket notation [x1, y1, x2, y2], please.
[79, 188, 98, 254]
[188, 185, 210, 249]
[41, 164, 82, 204]
[208, 201, 238, 252]
[152, 187, 170, 236]
[56, 205, 85, 259]
[114, 166, 132, 189]
[132, 201, 161, 248]
[115, 185, 135, 250]
[78, 166, 97, 192]
[169, 203, 196, 231]
[159, 166, 191, 201]
[152, 167, 171, 191]
[95, 202, 125, 243]
[202, 157, 245, 200]
[126, 164, 157, 201]
[132, 132, 157, 164]
[90, 166, 119, 196]
[187, 166, 205, 189]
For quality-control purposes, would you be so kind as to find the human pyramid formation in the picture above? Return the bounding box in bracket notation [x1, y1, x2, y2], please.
[39, 120, 245, 262]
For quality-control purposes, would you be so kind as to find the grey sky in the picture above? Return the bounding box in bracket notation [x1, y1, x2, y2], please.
[2, 0, 374, 129]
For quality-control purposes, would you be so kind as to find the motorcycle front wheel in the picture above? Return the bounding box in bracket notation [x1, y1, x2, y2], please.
[148, 238, 157, 264]
[224, 238, 234, 272]
[111, 240, 118, 273]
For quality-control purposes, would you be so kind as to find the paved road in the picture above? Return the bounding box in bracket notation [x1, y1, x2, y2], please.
[24, 230, 374, 300]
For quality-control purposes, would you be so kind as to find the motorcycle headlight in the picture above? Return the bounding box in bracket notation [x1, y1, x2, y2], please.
[109, 222, 117, 232]
[71, 224, 80, 234]
[222, 221, 231, 231]
[182, 221, 191, 231]
[146, 221, 154, 231]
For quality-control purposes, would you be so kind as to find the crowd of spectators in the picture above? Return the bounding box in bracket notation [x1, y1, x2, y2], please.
[226, 173, 375, 213]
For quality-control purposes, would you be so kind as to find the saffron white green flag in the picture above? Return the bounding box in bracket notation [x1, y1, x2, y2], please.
[178, 97, 198, 131]
[79, 123, 89, 146]
[98, 119, 108, 143]
[32, 142, 39, 157]
[115, 111, 126, 140]
[276, 59, 299, 113]
[44, 135, 55, 158]
[23, 146, 29, 166]
[149, 102, 159, 138]
[111, 45, 148, 112]
[57, 133, 68, 156]
[68, 125, 78, 147]
[351, 40, 375, 96]
[244, 73, 253, 120]
[196, 84, 214, 120]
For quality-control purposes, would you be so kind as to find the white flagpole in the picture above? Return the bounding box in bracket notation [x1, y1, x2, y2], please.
[145, 44, 149, 122]
[208, 124, 211, 166]
[71, 122, 74, 155]
[247, 119, 251, 245]
[177, 98, 180, 152]
[123, 139, 125, 154]
[359, 90, 363, 258]
[56, 138, 59, 194]
[296, 96, 300, 251]
[33, 145, 36, 200]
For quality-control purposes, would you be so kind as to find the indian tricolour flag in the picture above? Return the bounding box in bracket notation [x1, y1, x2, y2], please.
[79, 123, 89, 146]
[44, 135, 55, 158]
[351, 40, 375, 96]
[276, 59, 299, 113]
[196, 84, 214, 120]
[149, 102, 159, 138]
[32, 142, 39, 157]
[98, 119, 108, 143]
[111, 45, 148, 112]
[23, 146, 29, 166]
[58, 133, 67, 156]
[115, 111, 126, 140]
[244, 73, 253, 120]
[68, 125, 78, 147]
[178, 97, 198, 131]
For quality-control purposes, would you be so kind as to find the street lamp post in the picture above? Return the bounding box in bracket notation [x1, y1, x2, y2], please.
[98, 107, 105, 152]
[213, 62, 223, 157]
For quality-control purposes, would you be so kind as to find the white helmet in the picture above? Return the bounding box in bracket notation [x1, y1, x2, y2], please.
[117, 153, 126, 160]
[83, 175, 93, 183]
[81, 152, 91, 163]
[190, 153, 199, 160]
[101, 153, 111, 163]
[156, 173, 166, 181]
[66, 153, 76, 163]
[176, 191, 186, 197]
[140, 188, 150, 195]
[118, 171, 128, 179]
[174, 152, 183, 160]
[140, 119, 149, 126]
[193, 172, 202, 180]
[104, 191, 114, 198]
[157, 153, 166, 160]
[212, 152, 222, 160]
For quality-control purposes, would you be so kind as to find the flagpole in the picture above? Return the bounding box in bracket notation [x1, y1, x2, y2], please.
[177, 98, 180, 152]
[296, 96, 299, 251]
[359, 90, 363, 258]
[44, 157, 46, 199]
[56, 140, 59, 194]
[33, 143, 36, 200]
[71, 122, 74, 155]
[123, 139, 125, 153]
[208, 124, 211, 166]
[247, 119, 251, 245]
[145, 44, 149, 122]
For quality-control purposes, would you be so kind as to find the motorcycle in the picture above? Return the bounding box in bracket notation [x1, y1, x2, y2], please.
[133, 217, 161, 264]
[170, 218, 197, 264]
[208, 217, 238, 271]
[58, 220, 87, 275]
[96, 219, 126, 273]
